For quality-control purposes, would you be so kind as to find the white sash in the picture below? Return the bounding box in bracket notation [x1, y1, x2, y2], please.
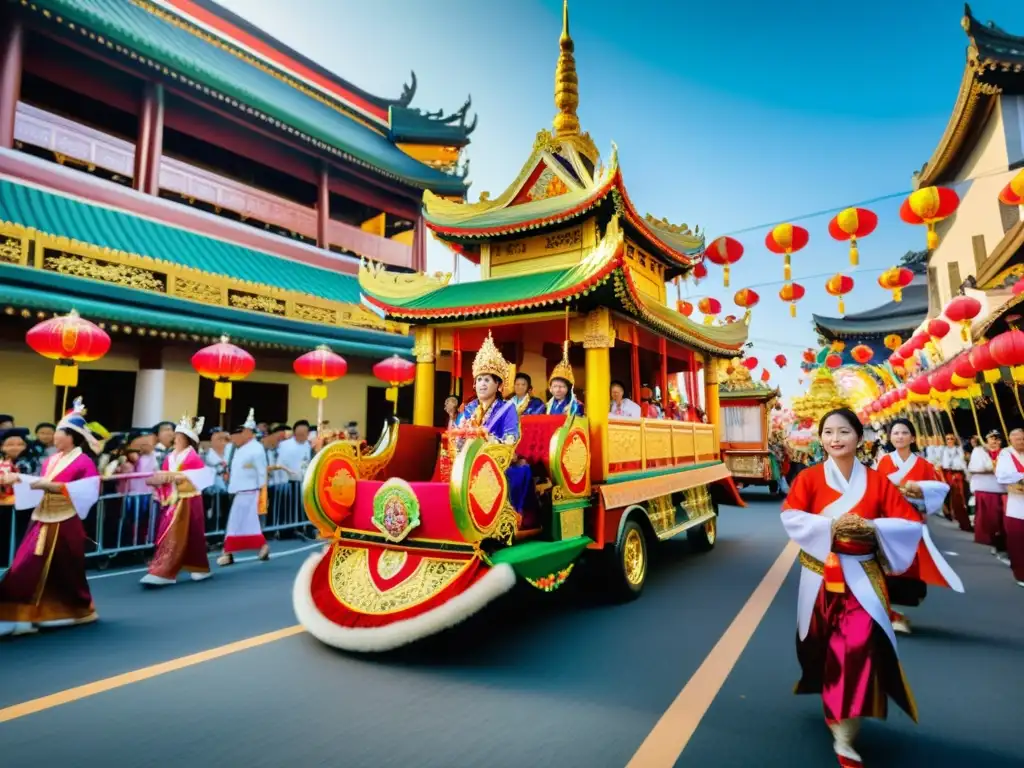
[885, 450, 917, 485]
[168, 448, 214, 493]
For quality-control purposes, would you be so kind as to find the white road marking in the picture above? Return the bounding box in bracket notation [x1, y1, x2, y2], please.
[86, 541, 323, 580]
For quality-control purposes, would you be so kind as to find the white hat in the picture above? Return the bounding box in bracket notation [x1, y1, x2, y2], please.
[175, 413, 205, 445]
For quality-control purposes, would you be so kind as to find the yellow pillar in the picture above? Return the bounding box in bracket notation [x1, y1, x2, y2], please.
[583, 308, 614, 483]
[412, 326, 435, 427]
[704, 354, 721, 450]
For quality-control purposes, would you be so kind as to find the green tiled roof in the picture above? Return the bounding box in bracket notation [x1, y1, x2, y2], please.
[23, 0, 468, 195]
[0, 263, 412, 357]
[0, 178, 360, 305]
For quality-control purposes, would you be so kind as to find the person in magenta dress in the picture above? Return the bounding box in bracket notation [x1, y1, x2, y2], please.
[141, 414, 215, 587]
[454, 333, 538, 529]
[0, 398, 101, 637]
[781, 408, 925, 767]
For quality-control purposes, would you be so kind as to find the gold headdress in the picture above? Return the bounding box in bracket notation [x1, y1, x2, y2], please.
[549, 340, 575, 388]
[472, 332, 510, 384]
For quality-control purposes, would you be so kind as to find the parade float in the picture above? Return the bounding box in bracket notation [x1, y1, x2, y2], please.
[718, 358, 783, 495]
[292, 3, 744, 653]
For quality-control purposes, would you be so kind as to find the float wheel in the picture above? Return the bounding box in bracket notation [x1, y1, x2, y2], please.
[687, 501, 719, 552]
[605, 518, 648, 601]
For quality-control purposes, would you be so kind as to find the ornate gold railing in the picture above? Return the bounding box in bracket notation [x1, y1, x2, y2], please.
[606, 418, 718, 475]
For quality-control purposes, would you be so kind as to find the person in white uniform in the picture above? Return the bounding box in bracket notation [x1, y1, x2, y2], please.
[993, 428, 1024, 585]
[218, 409, 269, 566]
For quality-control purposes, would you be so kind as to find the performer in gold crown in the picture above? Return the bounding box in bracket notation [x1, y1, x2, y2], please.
[545, 341, 584, 416]
[141, 414, 215, 587]
[454, 332, 538, 527]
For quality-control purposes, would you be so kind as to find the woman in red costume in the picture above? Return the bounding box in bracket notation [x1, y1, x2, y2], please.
[782, 408, 924, 767]
[875, 419, 964, 634]
[140, 414, 214, 587]
[940, 434, 971, 531]
[0, 398, 101, 637]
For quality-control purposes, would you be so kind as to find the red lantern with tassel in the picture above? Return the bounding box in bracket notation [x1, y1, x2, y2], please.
[899, 186, 960, 250]
[742, 357, 758, 370]
[878, 267, 914, 303]
[704, 237, 744, 287]
[950, 353, 976, 388]
[690, 262, 708, 284]
[945, 295, 983, 342]
[192, 335, 256, 425]
[373, 355, 416, 410]
[775, 354, 787, 368]
[293, 345, 348, 432]
[825, 353, 842, 369]
[26, 309, 112, 414]
[765, 223, 809, 281]
[828, 207, 878, 266]
[697, 297, 721, 325]
[927, 318, 950, 341]
[779, 282, 806, 317]
[825, 274, 855, 315]
[989, 329, 1024, 369]
[677, 300, 694, 317]
[802, 348, 816, 365]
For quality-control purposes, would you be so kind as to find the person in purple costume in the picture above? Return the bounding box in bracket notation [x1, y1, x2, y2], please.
[455, 333, 539, 529]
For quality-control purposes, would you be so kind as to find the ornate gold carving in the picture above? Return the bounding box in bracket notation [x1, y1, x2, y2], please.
[358, 257, 451, 301]
[582, 306, 615, 349]
[545, 227, 582, 250]
[644, 214, 698, 237]
[494, 507, 519, 546]
[413, 326, 436, 364]
[559, 507, 584, 539]
[228, 291, 286, 315]
[726, 454, 764, 477]
[470, 461, 502, 514]
[647, 494, 676, 533]
[376, 549, 408, 580]
[326, 466, 356, 507]
[562, 433, 588, 485]
[0, 235, 21, 264]
[43, 252, 166, 292]
[329, 547, 468, 614]
[174, 277, 221, 304]
[553, 0, 580, 138]
[533, 129, 561, 155]
[294, 303, 337, 325]
[608, 421, 642, 465]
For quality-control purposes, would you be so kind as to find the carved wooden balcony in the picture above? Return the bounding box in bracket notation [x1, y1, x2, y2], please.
[12, 102, 412, 268]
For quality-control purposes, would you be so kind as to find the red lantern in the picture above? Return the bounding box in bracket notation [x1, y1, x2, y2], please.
[690, 262, 708, 284]
[825, 274, 855, 315]
[945, 295, 983, 341]
[910, 333, 929, 351]
[884, 334, 902, 350]
[733, 288, 759, 310]
[373, 354, 416, 408]
[677, 300, 694, 317]
[989, 329, 1024, 368]
[998, 169, 1024, 206]
[930, 366, 954, 393]
[742, 357, 758, 370]
[25, 309, 111, 411]
[778, 282, 806, 318]
[294, 345, 348, 429]
[906, 375, 931, 400]
[900, 186, 960, 250]
[191, 335, 255, 420]
[704, 237, 744, 287]
[802, 348, 816, 364]
[698, 297, 721, 325]
[968, 342, 996, 374]
[850, 344, 873, 364]
[765, 223, 809, 281]
[825, 353, 842, 369]
[760, 368, 771, 382]
[775, 354, 787, 368]
[889, 353, 904, 371]
[878, 267, 914, 302]
[828, 207, 878, 267]
[927, 318, 950, 341]
[951, 353, 976, 388]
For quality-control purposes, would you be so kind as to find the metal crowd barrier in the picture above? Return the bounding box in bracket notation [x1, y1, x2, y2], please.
[1, 480, 316, 575]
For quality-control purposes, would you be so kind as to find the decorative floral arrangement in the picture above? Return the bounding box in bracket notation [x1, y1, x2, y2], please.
[526, 564, 575, 592]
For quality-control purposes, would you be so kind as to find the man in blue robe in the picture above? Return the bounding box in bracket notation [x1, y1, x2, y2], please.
[546, 342, 584, 416]
[510, 373, 545, 416]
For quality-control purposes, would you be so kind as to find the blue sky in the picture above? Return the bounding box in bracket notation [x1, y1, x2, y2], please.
[219, 0, 1024, 400]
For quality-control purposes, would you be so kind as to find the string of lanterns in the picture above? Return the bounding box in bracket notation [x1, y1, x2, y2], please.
[681, 185, 961, 325]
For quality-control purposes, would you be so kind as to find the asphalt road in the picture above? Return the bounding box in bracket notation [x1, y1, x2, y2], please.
[0, 496, 1020, 768]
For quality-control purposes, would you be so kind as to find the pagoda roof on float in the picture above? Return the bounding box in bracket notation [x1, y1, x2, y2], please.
[359, 2, 744, 357]
[914, 4, 1024, 188]
[420, 0, 705, 277]
[812, 251, 930, 340]
[18, 0, 474, 194]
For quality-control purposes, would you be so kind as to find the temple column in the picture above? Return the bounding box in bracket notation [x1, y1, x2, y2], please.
[583, 307, 614, 482]
[317, 165, 330, 249]
[133, 344, 165, 426]
[411, 213, 427, 273]
[134, 82, 164, 194]
[412, 326, 435, 427]
[658, 337, 669, 410]
[704, 353, 721, 450]
[0, 18, 24, 150]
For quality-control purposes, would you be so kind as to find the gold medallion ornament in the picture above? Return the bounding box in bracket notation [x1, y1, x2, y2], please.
[376, 549, 409, 580]
[471, 331, 511, 384]
[371, 478, 421, 543]
[562, 432, 588, 485]
[469, 460, 502, 516]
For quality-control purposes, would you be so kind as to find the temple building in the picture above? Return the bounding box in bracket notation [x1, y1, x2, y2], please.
[812, 250, 929, 363]
[0, 0, 474, 431]
[913, 4, 1023, 348]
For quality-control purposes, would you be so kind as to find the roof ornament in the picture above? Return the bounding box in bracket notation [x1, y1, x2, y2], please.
[398, 71, 417, 107]
[553, 0, 580, 138]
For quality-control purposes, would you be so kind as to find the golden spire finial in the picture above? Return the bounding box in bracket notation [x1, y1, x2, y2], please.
[553, 0, 580, 137]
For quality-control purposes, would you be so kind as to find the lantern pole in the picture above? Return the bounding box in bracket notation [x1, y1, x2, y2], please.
[944, 404, 960, 442]
[966, 393, 983, 438]
[989, 380, 1009, 437]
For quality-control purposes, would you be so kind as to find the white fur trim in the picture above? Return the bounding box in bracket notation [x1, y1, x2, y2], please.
[292, 549, 517, 653]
